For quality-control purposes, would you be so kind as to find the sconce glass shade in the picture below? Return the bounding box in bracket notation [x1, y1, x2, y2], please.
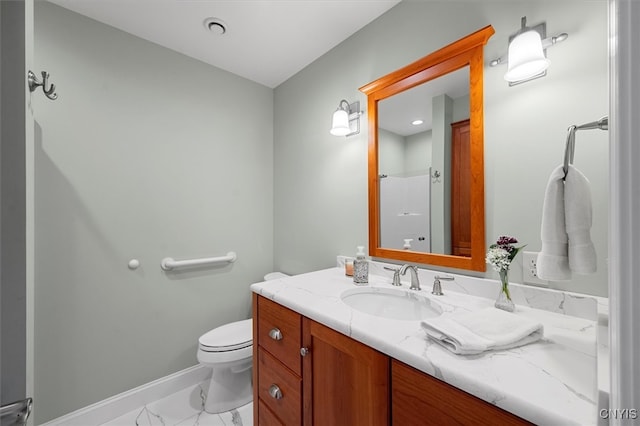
[504, 30, 550, 82]
[330, 108, 351, 136]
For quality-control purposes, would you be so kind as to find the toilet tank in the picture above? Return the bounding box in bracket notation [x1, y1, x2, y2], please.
[263, 272, 289, 281]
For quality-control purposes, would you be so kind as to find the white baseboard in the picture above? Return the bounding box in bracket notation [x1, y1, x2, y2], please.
[39, 365, 210, 426]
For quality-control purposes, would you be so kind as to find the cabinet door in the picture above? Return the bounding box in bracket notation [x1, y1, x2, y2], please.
[303, 319, 389, 426]
[391, 360, 532, 425]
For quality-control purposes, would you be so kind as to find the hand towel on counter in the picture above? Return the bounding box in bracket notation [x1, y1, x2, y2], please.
[536, 164, 597, 280]
[564, 165, 597, 274]
[537, 165, 571, 281]
[421, 308, 544, 355]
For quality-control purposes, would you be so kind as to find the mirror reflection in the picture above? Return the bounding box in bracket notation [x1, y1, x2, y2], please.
[377, 67, 470, 255]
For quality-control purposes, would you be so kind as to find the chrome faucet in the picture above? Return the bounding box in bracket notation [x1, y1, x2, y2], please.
[399, 264, 421, 290]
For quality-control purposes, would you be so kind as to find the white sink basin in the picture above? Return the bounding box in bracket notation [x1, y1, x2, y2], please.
[341, 287, 442, 321]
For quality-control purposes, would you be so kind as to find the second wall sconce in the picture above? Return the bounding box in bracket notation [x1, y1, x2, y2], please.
[330, 99, 362, 137]
[489, 16, 568, 86]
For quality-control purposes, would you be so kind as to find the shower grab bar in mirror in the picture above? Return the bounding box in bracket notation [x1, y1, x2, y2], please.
[563, 116, 608, 178]
[161, 252, 237, 271]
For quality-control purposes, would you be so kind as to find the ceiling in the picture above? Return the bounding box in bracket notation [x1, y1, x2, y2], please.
[48, 0, 401, 88]
[379, 67, 470, 136]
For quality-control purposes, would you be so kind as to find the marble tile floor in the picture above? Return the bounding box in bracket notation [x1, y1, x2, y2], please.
[101, 381, 252, 426]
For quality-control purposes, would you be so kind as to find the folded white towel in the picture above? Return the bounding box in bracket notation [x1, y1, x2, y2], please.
[564, 165, 597, 274]
[421, 308, 544, 355]
[537, 165, 571, 281]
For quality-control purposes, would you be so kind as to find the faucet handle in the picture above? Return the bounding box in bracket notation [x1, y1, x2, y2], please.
[432, 275, 454, 296]
[384, 266, 401, 286]
[432, 279, 443, 296]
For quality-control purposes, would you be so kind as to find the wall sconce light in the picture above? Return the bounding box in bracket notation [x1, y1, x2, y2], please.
[330, 99, 362, 137]
[489, 17, 568, 86]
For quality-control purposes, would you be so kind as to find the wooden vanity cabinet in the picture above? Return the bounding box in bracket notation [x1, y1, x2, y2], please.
[253, 294, 389, 425]
[253, 294, 531, 425]
[391, 360, 532, 426]
[254, 295, 303, 425]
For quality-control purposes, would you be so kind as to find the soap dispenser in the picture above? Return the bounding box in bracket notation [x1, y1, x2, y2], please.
[353, 246, 369, 285]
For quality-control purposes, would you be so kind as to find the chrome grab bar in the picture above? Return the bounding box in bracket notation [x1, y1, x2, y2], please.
[160, 251, 237, 271]
[1, 398, 33, 425]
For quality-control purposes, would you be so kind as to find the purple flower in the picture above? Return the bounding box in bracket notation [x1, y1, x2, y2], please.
[497, 236, 518, 246]
[488, 235, 525, 267]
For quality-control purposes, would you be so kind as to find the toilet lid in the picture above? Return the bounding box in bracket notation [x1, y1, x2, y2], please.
[199, 318, 252, 352]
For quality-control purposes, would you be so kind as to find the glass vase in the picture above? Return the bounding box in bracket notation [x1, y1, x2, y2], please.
[494, 269, 515, 312]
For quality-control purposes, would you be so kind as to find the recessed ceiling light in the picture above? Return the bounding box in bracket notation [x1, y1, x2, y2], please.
[204, 18, 227, 35]
[411, 119, 424, 126]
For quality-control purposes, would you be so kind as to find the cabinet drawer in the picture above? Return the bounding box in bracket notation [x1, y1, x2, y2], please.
[257, 296, 302, 375]
[258, 348, 302, 426]
[258, 399, 284, 426]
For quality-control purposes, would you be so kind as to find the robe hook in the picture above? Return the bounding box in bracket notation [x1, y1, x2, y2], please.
[28, 70, 58, 100]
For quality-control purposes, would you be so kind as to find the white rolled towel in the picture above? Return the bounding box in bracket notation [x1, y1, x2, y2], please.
[564, 165, 597, 274]
[537, 165, 571, 280]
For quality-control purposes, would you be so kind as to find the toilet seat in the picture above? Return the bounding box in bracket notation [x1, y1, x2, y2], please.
[199, 318, 252, 353]
[196, 318, 254, 413]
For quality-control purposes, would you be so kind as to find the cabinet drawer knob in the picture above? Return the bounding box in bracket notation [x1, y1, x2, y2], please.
[268, 384, 283, 400]
[300, 347, 310, 357]
[268, 328, 283, 341]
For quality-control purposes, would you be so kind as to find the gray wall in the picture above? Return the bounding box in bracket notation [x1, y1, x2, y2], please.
[431, 94, 453, 254]
[1, 0, 27, 407]
[378, 128, 405, 176]
[405, 130, 432, 175]
[30, 0, 609, 421]
[273, 1, 609, 296]
[33, 3, 273, 422]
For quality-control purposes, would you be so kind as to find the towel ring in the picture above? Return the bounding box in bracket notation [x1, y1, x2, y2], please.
[562, 116, 608, 180]
[563, 125, 577, 179]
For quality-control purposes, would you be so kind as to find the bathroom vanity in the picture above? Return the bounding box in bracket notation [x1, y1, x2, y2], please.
[253, 294, 529, 425]
[251, 264, 600, 425]
[254, 296, 390, 425]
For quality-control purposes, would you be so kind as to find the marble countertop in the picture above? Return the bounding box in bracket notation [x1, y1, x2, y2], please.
[251, 263, 601, 426]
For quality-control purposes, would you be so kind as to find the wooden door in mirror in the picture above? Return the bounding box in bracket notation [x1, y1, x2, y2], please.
[451, 119, 471, 257]
[359, 26, 494, 272]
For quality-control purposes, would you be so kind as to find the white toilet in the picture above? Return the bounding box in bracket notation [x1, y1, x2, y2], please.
[197, 272, 289, 413]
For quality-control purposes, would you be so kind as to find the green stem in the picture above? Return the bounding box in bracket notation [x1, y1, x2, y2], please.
[499, 269, 511, 301]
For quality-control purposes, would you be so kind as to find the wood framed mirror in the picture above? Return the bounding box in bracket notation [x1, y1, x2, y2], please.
[359, 26, 494, 272]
